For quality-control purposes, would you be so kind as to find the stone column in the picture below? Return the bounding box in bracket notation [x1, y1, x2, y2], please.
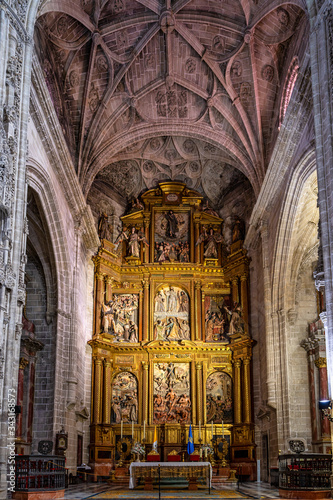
[315, 357, 330, 436]
[93, 358, 103, 424]
[94, 273, 104, 335]
[196, 362, 203, 424]
[309, 5, 333, 396]
[243, 357, 251, 424]
[102, 360, 112, 424]
[259, 221, 276, 406]
[142, 279, 149, 341]
[234, 360, 242, 424]
[194, 281, 201, 341]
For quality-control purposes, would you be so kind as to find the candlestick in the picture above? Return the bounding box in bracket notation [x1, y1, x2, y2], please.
[143, 420, 146, 440]
[121, 420, 123, 439]
[199, 420, 201, 440]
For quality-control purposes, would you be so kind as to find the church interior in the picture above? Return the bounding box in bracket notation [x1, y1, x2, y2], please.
[1, 0, 333, 497]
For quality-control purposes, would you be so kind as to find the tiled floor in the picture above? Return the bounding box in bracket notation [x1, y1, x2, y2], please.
[60, 481, 281, 499]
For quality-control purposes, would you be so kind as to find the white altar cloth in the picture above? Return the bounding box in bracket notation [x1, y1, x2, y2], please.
[129, 461, 212, 489]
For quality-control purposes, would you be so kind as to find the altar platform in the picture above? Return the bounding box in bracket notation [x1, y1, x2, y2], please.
[60, 482, 283, 499]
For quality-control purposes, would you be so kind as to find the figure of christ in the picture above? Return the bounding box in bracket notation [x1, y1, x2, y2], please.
[164, 210, 179, 238]
[166, 287, 178, 312]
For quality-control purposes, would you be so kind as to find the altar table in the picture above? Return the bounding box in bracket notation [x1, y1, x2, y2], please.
[129, 461, 212, 489]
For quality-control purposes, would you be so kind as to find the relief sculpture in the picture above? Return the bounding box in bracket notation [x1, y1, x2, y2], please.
[154, 286, 190, 341]
[154, 211, 189, 262]
[153, 362, 191, 424]
[102, 294, 138, 342]
[111, 372, 138, 423]
[206, 372, 233, 423]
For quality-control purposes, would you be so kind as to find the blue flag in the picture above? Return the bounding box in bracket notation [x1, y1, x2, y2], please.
[187, 424, 195, 455]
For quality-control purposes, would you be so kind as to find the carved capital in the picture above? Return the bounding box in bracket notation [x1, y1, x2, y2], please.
[315, 357, 327, 368]
[19, 357, 28, 370]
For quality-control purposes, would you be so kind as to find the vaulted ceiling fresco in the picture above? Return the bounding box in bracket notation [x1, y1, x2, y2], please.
[35, 0, 308, 210]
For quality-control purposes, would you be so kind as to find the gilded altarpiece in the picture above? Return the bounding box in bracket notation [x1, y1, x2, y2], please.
[89, 182, 255, 480]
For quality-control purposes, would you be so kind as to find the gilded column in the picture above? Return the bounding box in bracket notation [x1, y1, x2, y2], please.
[231, 277, 239, 304]
[93, 358, 103, 424]
[243, 357, 251, 424]
[142, 279, 149, 341]
[195, 222, 200, 263]
[191, 362, 196, 423]
[194, 281, 201, 341]
[234, 360, 242, 424]
[16, 358, 28, 439]
[105, 276, 113, 304]
[138, 289, 143, 342]
[240, 274, 248, 332]
[315, 357, 330, 436]
[196, 362, 203, 424]
[94, 273, 104, 335]
[142, 362, 149, 427]
[103, 359, 112, 424]
[27, 361, 35, 443]
[201, 291, 206, 341]
[144, 220, 150, 264]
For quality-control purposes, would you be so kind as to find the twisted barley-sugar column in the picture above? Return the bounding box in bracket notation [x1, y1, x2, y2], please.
[231, 277, 239, 304]
[103, 359, 112, 424]
[234, 360, 242, 424]
[196, 362, 203, 424]
[240, 274, 248, 331]
[142, 280, 149, 341]
[142, 362, 149, 427]
[105, 276, 113, 304]
[93, 358, 103, 424]
[94, 273, 105, 335]
[243, 357, 251, 424]
[195, 281, 201, 341]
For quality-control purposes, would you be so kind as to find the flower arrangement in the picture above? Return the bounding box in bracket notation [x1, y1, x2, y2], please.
[201, 443, 213, 455]
[131, 442, 145, 456]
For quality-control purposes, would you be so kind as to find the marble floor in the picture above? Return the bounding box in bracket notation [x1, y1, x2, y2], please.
[60, 481, 281, 499]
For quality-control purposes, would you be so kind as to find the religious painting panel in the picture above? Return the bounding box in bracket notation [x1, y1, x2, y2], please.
[154, 210, 190, 263]
[102, 294, 139, 342]
[111, 372, 138, 423]
[154, 285, 190, 341]
[153, 362, 191, 424]
[206, 372, 233, 424]
[204, 294, 233, 342]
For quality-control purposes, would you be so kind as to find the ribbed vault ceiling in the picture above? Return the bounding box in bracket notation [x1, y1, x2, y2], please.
[35, 0, 307, 207]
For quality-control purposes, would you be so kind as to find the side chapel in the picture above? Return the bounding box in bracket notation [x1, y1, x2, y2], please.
[90, 182, 255, 478]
